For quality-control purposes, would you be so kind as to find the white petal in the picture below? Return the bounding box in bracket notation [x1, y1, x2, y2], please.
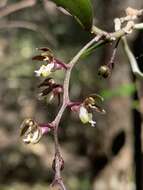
[34, 63, 54, 77]
[89, 120, 96, 127]
[79, 106, 90, 124]
[30, 130, 41, 143]
[88, 113, 96, 127]
[23, 128, 42, 144]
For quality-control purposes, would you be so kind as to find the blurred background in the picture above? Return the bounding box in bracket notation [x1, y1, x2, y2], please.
[0, 0, 143, 190]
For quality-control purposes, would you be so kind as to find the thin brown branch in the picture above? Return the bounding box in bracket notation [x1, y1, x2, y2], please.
[0, 0, 36, 18]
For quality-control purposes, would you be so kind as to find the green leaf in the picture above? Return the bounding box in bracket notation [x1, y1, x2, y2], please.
[101, 83, 136, 100]
[81, 40, 108, 58]
[50, 0, 93, 30]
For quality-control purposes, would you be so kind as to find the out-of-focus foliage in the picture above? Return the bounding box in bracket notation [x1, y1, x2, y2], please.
[101, 83, 136, 99]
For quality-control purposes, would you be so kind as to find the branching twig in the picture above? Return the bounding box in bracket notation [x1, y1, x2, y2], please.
[92, 8, 143, 40]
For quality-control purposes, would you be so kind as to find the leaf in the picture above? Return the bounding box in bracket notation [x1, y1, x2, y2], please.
[50, 0, 93, 30]
[81, 40, 108, 59]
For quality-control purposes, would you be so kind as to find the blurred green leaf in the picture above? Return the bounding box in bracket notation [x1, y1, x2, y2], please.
[101, 83, 136, 99]
[81, 40, 108, 58]
[50, 0, 93, 30]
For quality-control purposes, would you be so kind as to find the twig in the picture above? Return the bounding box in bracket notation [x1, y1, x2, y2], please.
[122, 36, 143, 79]
[107, 38, 121, 69]
[92, 8, 143, 40]
[0, 0, 36, 18]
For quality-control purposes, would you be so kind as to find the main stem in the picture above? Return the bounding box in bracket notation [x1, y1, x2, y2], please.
[52, 36, 99, 189]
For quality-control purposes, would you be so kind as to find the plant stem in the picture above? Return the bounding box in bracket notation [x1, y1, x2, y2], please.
[51, 36, 99, 189]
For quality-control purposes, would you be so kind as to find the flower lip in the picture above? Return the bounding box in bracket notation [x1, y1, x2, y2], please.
[34, 63, 55, 77]
[20, 118, 42, 144]
[79, 106, 96, 127]
[79, 106, 90, 124]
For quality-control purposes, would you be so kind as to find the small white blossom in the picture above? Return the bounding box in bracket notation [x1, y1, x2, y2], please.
[79, 106, 96, 127]
[34, 63, 54, 77]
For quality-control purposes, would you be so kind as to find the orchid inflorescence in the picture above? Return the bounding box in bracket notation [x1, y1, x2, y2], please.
[20, 47, 105, 144]
[18, 4, 143, 190]
[19, 46, 106, 190]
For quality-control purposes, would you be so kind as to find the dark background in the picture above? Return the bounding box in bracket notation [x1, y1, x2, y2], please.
[0, 0, 143, 189]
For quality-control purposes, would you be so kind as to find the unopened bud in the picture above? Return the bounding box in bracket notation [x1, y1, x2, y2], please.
[52, 157, 64, 171]
[98, 65, 111, 78]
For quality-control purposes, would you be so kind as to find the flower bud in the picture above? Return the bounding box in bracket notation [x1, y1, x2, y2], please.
[98, 65, 111, 78]
[52, 156, 64, 171]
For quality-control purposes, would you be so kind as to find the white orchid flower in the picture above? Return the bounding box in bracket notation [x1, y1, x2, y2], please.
[79, 106, 96, 127]
[34, 63, 55, 77]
